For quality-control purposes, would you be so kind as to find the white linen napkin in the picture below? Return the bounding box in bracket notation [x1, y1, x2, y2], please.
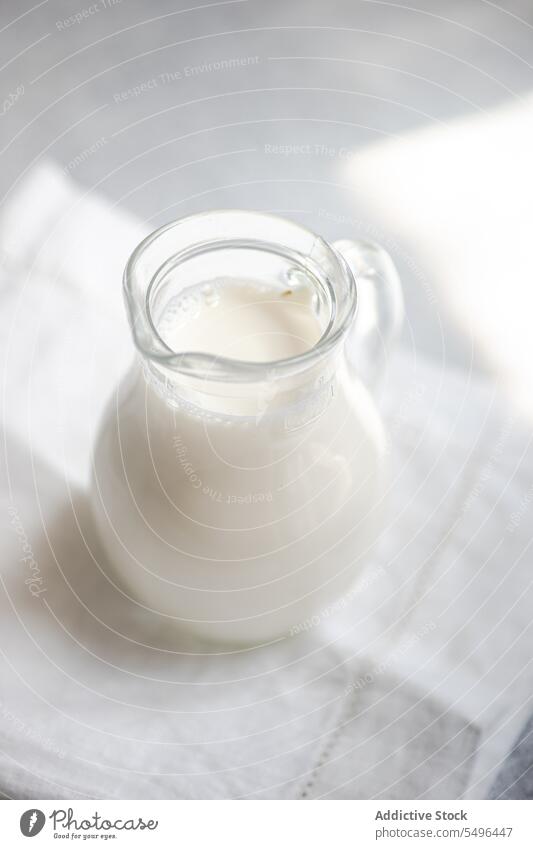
[0, 163, 531, 799]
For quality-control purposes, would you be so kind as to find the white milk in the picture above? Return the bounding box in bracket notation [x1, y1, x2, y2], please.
[91, 278, 387, 644]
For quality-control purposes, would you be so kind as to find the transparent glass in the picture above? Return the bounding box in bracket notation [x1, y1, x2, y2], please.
[91, 211, 403, 645]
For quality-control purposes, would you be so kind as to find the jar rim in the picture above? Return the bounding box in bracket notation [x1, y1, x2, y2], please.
[123, 210, 357, 383]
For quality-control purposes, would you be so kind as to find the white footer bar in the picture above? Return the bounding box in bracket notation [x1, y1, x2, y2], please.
[1, 799, 530, 847]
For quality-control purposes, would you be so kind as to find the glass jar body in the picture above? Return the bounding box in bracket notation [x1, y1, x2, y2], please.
[91, 352, 388, 644]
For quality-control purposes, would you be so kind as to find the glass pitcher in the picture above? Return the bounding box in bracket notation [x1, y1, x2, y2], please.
[91, 211, 403, 645]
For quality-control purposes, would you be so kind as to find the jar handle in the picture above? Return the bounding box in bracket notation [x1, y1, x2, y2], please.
[333, 239, 404, 387]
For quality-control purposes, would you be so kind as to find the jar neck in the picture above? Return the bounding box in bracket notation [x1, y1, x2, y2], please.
[124, 211, 357, 386]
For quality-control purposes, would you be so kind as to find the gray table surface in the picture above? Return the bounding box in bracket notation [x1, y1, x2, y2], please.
[2, 0, 533, 802]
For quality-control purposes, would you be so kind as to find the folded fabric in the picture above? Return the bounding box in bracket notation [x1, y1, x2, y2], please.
[489, 713, 533, 800]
